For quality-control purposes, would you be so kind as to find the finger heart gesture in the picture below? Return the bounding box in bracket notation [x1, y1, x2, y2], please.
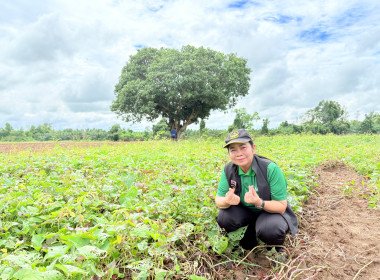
[244, 186, 260, 206]
[225, 188, 240, 205]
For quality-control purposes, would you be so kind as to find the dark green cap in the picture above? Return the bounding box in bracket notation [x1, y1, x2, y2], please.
[224, 129, 253, 148]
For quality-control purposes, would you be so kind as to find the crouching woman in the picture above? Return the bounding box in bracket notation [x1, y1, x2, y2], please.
[215, 129, 298, 254]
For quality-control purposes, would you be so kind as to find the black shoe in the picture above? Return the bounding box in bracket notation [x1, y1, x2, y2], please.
[268, 248, 287, 268]
[239, 239, 258, 251]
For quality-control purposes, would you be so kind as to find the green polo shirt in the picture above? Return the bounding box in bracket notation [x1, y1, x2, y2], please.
[217, 162, 287, 212]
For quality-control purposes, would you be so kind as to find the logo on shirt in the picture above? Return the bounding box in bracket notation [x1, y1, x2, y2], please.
[230, 180, 236, 189]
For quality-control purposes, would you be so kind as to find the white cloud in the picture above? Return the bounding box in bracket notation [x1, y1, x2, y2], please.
[0, 0, 379, 131]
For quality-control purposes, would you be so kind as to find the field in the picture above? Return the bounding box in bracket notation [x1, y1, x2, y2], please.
[0, 135, 379, 279]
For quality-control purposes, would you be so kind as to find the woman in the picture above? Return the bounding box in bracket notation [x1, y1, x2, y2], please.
[215, 129, 298, 256]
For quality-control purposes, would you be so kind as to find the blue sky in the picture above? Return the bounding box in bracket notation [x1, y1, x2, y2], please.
[0, 0, 379, 131]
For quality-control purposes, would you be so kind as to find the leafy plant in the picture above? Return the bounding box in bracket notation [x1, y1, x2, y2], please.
[0, 134, 378, 278]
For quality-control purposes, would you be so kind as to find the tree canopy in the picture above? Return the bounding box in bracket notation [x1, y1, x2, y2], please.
[303, 100, 350, 134]
[360, 112, 380, 133]
[228, 108, 260, 131]
[111, 45, 251, 137]
[305, 100, 347, 124]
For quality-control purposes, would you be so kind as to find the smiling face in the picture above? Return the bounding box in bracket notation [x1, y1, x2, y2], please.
[228, 142, 256, 173]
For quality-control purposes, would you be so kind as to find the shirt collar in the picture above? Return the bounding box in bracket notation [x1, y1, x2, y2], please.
[238, 165, 255, 176]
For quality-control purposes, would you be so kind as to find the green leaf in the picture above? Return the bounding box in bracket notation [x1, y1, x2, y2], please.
[155, 269, 174, 280]
[130, 224, 150, 239]
[105, 224, 127, 234]
[13, 268, 44, 280]
[60, 235, 90, 248]
[86, 262, 105, 278]
[168, 223, 195, 242]
[188, 275, 208, 280]
[26, 206, 40, 214]
[228, 226, 247, 241]
[45, 245, 70, 259]
[134, 270, 149, 280]
[0, 266, 15, 279]
[76, 245, 106, 259]
[126, 259, 153, 272]
[41, 270, 65, 280]
[210, 235, 228, 254]
[55, 264, 87, 276]
[149, 232, 160, 241]
[5, 252, 40, 267]
[119, 188, 138, 206]
[122, 174, 136, 188]
[31, 235, 45, 251]
[176, 223, 194, 237]
[28, 217, 44, 223]
[136, 240, 148, 252]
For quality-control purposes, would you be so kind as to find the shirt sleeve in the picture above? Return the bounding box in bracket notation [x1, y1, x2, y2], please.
[267, 162, 287, 201]
[216, 169, 230, 197]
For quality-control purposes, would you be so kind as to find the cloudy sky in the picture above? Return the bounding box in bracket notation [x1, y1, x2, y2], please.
[1, 0, 379, 131]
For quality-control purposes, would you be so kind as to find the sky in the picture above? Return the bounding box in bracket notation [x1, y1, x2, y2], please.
[1, 0, 379, 131]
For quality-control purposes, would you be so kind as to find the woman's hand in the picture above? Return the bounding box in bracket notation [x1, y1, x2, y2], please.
[244, 185, 288, 214]
[244, 186, 261, 206]
[224, 188, 240, 206]
[215, 188, 240, 209]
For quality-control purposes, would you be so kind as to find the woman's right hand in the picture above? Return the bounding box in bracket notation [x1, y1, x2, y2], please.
[224, 188, 240, 205]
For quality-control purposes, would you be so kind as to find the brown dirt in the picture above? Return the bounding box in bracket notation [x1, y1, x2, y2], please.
[298, 162, 380, 279]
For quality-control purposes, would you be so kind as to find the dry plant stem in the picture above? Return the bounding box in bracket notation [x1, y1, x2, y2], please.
[323, 245, 335, 259]
[282, 253, 310, 278]
[265, 255, 291, 269]
[298, 213, 312, 226]
[324, 195, 343, 200]
[201, 256, 217, 276]
[301, 273, 325, 280]
[278, 252, 307, 280]
[236, 245, 268, 266]
[328, 200, 342, 209]
[349, 247, 378, 264]
[286, 235, 296, 247]
[212, 259, 259, 268]
[352, 261, 374, 280]
[276, 236, 329, 279]
[336, 244, 347, 262]
[289, 267, 326, 280]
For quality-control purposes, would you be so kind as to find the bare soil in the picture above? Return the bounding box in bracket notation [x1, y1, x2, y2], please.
[299, 162, 380, 279]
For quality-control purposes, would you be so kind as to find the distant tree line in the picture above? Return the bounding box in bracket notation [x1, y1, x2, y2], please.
[275, 101, 380, 135]
[0, 123, 152, 142]
[0, 101, 379, 142]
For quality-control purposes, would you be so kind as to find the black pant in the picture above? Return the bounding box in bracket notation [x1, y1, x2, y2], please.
[216, 205, 289, 250]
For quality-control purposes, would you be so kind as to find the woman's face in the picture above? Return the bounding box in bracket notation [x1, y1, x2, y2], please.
[228, 142, 255, 172]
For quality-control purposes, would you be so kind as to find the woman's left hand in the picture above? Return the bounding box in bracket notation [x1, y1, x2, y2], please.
[244, 186, 261, 206]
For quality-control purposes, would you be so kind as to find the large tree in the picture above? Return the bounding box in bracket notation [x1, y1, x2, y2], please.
[359, 111, 380, 133]
[303, 100, 350, 134]
[228, 108, 260, 132]
[305, 100, 346, 124]
[111, 45, 251, 137]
